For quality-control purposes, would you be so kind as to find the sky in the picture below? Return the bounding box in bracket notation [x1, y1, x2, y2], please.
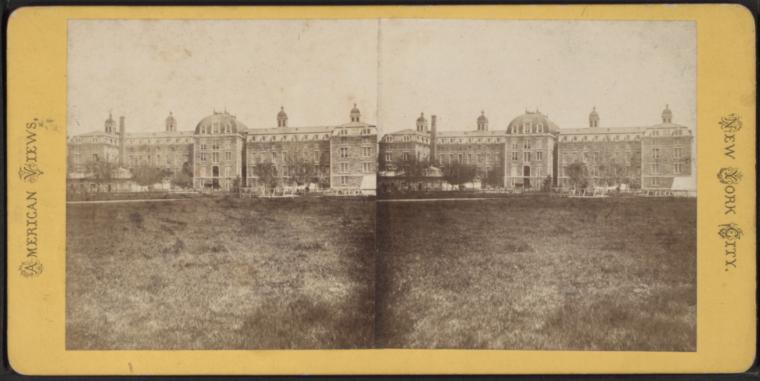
[378, 19, 696, 134]
[68, 19, 695, 136]
[68, 19, 379, 134]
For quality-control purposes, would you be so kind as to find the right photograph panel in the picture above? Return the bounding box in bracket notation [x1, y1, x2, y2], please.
[375, 19, 697, 351]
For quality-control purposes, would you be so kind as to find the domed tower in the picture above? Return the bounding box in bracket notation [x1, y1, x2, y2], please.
[165, 111, 177, 132]
[589, 106, 600, 128]
[350, 103, 361, 123]
[416, 112, 428, 132]
[277, 106, 288, 127]
[661, 104, 673, 123]
[477, 110, 489, 131]
[104, 112, 116, 134]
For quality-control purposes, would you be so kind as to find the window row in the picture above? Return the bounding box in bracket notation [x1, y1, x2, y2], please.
[198, 151, 233, 162]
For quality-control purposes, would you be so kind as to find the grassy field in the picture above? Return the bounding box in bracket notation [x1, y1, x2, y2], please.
[66, 196, 375, 349]
[376, 196, 696, 351]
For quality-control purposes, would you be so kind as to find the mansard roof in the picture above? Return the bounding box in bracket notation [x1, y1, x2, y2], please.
[77, 130, 117, 137]
[126, 131, 195, 138]
[560, 126, 647, 135]
[385, 128, 428, 136]
[507, 110, 560, 134]
[338, 121, 375, 128]
[247, 126, 334, 134]
[195, 111, 248, 134]
[437, 129, 507, 137]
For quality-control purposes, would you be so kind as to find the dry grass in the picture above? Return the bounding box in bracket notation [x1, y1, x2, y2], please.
[375, 196, 696, 351]
[66, 196, 375, 349]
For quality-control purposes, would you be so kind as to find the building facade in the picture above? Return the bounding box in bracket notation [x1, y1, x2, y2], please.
[379, 105, 693, 191]
[67, 104, 377, 194]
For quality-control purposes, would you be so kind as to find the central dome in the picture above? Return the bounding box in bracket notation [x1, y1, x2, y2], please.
[507, 110, 559, 134]
[195, 111, 247, 134]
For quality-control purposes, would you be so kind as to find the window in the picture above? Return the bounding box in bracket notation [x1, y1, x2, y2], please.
[225, 151, 231, 161]
[200, 152, 208, 162]
[536, 151, 543, 161]
[212, 152, 219, 162]
[523, 151, 531, 161]
[363, 162, 371, 173]
[200, 144, 207, 151]
[212, 143, 220, 151]
[340, 162, 349, 173]
[314, 151, 320, 162]
[523, 142, 531, 150]
[512, 152, 519, 161]
[340, 147, 349, 158]
[652, 148, 660, 159]
[674, 147, 682, 159]
[224, 167, 231, 177]
[362, 147, 371, 157]
[674, 162, 683, 174]
[340, 176, 347, 185]
[385, 152, 391, 162]
[651, 163, 659, 175]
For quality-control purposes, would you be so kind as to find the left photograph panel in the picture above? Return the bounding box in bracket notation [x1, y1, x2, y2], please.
[65, 20, 378, 349]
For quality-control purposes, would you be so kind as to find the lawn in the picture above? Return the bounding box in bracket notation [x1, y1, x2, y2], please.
[375, 196, 696, 351]
[66, 196, 376, 349]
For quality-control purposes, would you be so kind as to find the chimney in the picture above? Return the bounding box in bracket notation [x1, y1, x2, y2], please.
[119, 116, 126, 166]
[430, 115, 438, 165]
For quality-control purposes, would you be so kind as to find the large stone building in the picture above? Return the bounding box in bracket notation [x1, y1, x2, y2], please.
[67, 104, 377, 194]
[379, 105, 693, 191]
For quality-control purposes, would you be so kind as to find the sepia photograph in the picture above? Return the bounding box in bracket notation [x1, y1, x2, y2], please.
[65, 19, 379, 349]
[374, 19, 697, 350]
[66, 18, 696, 351]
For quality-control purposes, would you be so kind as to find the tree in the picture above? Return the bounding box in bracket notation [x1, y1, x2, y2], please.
[131, 165, 171, 187]
[394, 156, 429, 178]
[627, 150, 642, 188]
[566, 161, 589, 191]
[541, 175, 553, 192]
[483, 166, 504, 188]
[171, 161, 194, 189]
[316, 151, 331, 189]
[602, 162, 626, 187]
[253, 161, 279, 194]
[85, 160, 117, 181]
[285, 149, 316, 186]
[442, 162, 477, 190]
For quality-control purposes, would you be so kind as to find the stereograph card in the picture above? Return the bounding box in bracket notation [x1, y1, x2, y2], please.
[5, 4, 756, 375]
